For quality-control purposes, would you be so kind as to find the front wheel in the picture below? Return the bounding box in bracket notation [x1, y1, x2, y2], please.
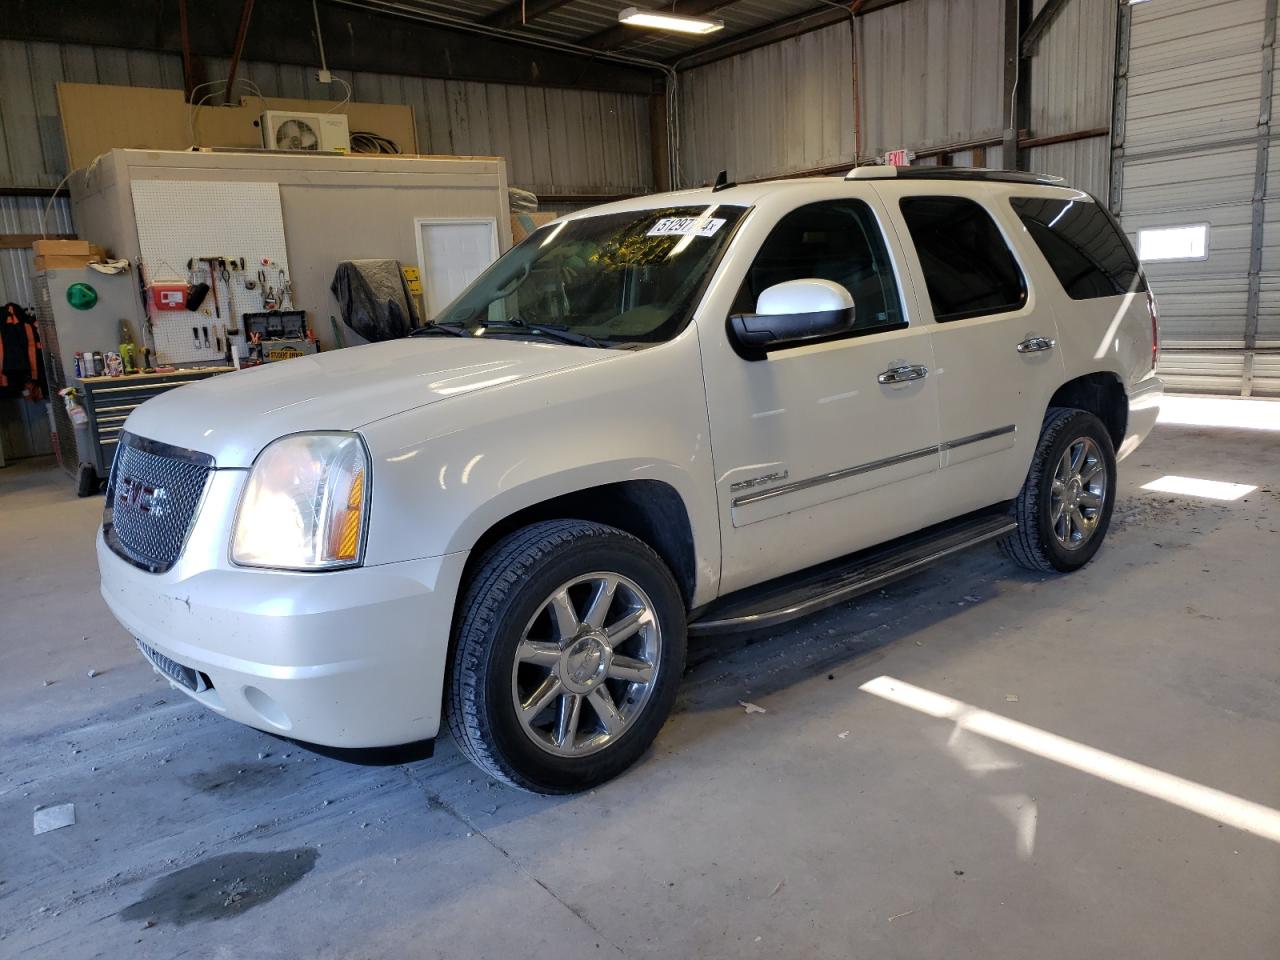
[1001, 407, 1117, 573]
[446, 520, 686, 794]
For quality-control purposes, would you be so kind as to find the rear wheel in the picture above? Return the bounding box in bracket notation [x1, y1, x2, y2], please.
[446, 520, 686, 794]
[1001, 407, 1116, 573]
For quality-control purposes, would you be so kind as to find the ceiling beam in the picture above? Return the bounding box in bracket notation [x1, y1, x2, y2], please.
[0, 0, 662, 95]
[669, 0, 909, 70]
[482, 0, 579, 30]
[583, 0, 739, 51]
[1020, 0, 1073, 56]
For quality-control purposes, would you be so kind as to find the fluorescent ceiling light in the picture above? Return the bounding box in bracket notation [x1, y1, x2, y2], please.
[1140, 475, 1257, 501]
[618, 7, 724, 34]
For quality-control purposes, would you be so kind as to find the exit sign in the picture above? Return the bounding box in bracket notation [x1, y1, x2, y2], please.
[884, 148, 914, 166]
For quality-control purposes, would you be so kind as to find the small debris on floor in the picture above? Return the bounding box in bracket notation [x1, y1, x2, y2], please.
[257, 753, 268, 760]
[87, 669, 99, 678]
[43, 680, 53, 687]
[963, 595, 981, 603]
[33, 803, 76, 835]
[738, 701, 767, 715]
[769, 877, 786, 897]
[1005, 694, 1019, 702]
[837, 731, 850, 740]
[888, 909, 916, 922]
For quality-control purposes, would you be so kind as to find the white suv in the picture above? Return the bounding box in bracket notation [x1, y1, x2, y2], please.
[98, 167, 1162, 794]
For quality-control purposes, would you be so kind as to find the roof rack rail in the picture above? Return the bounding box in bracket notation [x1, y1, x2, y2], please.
[845, 166, 1064, 185]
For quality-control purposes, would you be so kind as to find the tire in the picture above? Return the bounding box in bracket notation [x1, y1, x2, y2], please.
[446, 519, 687, 794]
[1001, 407, 1117, 573]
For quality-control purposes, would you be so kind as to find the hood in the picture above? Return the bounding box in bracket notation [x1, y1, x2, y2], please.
[124, 337, 613, 467]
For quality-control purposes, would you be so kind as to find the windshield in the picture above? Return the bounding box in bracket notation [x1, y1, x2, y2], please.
[430, 204, 747, 347]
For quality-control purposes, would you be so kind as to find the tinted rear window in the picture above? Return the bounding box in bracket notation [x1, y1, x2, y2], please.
[1010, 196, 1146, 299]
[899, 196, 1027, 322]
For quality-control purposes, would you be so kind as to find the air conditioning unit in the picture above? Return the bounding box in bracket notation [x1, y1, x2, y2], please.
[260, 111, 349, 153]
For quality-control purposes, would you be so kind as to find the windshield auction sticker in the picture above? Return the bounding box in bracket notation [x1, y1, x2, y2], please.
[647, 217, 727, 237]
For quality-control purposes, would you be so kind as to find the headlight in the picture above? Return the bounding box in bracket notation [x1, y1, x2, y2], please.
[231, 433, 370, 570]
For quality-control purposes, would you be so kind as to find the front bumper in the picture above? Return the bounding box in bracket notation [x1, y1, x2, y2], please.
[98, 526, 468, 749]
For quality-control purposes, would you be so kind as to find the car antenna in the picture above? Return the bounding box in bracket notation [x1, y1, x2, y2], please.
[712, 169, 735, 192]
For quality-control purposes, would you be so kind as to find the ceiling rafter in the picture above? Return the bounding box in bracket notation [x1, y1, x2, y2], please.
[481, 0, 579, 30]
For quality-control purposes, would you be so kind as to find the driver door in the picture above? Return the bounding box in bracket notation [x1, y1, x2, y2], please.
[701, 196, 947, 595]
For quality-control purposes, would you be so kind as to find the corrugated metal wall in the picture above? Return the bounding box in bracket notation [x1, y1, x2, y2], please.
[676, 23, 856, 186]
[859, 0, 1006, 160]
[0, 38, 653, 303]
[0, 39, 653, 196]
[1024, 0, 1116, 196]
[676, 0, 1012, 184]
[1116, 0, 1274, 395]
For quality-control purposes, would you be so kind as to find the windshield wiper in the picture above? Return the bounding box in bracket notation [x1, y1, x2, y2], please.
[482, 318, 608, 349]
[409, 322, 469, 338]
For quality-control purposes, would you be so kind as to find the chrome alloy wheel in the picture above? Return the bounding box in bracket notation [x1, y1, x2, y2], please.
[1050, 436, 1107, 549]
[510, 572, 663, 757]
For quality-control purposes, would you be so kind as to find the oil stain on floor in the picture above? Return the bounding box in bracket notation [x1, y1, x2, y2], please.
[119, 849, 319, 926]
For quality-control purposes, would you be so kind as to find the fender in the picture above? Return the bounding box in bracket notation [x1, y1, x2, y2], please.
[357, 329, 723, 605]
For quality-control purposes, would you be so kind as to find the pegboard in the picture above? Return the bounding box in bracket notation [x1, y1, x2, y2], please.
[130, 180, 294, 365]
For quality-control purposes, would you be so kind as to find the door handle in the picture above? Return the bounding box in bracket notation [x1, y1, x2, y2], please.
[877, 363, 929, 385]
[1016, 336, 1057, 354]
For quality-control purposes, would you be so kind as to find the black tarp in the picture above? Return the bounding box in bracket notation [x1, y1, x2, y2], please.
[330, 259, 422, 342]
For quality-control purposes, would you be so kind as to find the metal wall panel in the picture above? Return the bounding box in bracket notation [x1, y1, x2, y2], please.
[0, 39, 653, 197]
[675, 23, 856, 186]
[0, 38, 653, 308]
[1117, 0, 1272, 393]
[0, 196, 72, 307]
[1025, 0, 1115, 193]
[859, 0, 1006, 156]
[676, 0, 1013, 185]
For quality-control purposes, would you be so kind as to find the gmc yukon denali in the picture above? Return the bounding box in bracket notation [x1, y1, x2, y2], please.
[98, 167, 1163, 794]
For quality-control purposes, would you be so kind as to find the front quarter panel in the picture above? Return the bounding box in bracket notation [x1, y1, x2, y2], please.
[358, 332, 721, 605]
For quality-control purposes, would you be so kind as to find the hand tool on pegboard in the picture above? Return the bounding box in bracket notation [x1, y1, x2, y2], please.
[195, 257, 222, 318]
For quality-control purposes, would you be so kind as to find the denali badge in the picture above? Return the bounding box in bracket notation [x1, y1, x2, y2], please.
[730, 470, 790, 493]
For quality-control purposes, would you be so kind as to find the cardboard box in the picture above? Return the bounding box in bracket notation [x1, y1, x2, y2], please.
[34, 242, 107, 272]
[32, 239, 100, 258]
[511, 212, 558, 245]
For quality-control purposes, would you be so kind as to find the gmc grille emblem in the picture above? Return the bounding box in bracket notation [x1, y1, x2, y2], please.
[117, 474, 167, 515]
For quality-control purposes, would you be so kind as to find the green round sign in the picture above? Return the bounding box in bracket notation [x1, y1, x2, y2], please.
[66, 282, 98, 310]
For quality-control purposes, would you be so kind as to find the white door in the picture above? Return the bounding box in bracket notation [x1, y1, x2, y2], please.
[877, 185, 1066, 516]
[700, 196, 945, 595]
[416, 219, 500, 318]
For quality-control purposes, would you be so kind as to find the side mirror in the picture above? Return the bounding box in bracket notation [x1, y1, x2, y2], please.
[729, 279, 856, 350]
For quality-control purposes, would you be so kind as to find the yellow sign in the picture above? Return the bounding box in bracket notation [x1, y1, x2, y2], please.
[401, 265, 423, 295]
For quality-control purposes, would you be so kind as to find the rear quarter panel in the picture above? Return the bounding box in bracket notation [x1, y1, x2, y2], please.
[1001, 186, 1161, 457]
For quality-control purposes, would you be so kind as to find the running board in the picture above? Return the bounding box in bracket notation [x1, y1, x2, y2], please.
[688, 512, 1017, 637]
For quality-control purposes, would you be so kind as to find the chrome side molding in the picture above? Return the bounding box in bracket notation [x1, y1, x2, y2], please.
[730, 425, 1016, 507]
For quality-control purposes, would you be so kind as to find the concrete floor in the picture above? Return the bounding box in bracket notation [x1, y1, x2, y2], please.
[2, 399, 1278, 959]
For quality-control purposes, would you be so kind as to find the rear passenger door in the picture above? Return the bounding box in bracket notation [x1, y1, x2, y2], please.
[879, 187, 1066, 514]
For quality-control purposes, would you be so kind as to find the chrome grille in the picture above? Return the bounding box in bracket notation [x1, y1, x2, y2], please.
[136, 639, 209, 692]
[104, 432, 214, 573]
